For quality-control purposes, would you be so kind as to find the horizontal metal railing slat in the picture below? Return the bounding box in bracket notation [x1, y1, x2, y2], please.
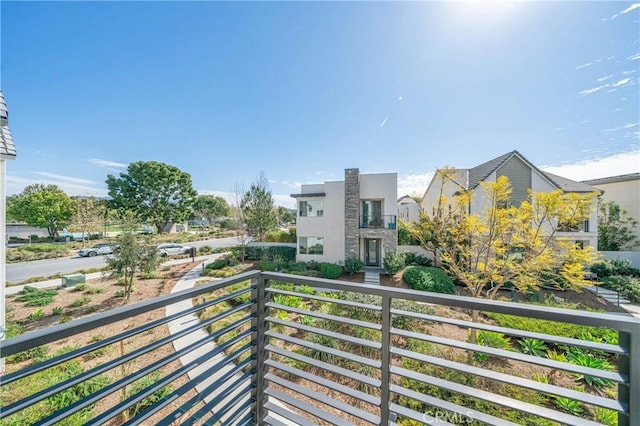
[392, 347, 623, 412]
[264, 401, 318, 426]
[268, 317, 382, 349]
[390, 308, 625, 355]
[262, 272, 639, 332]
[0, 270, 260, 357]
[266, 373, 381, 424]
[133, 346, 253, 426]
[267, 302, 382, 330]
[266, 330, 381, 368]
[265, 387, 357, 426]
[390, 385, 521, 426]
[268, 287, 383, 312]
[266, 344, 381, 387]
[391, 366, 605, 426]
[264, 400, 322, 426]
[46, 326, 253, 426]
[266, 359, 381, 406]
[392, 327, 627, 383]
[389, 403, 456, 426]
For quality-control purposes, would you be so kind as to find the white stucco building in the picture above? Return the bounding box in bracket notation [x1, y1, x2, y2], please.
[583, 173, 640, 251]
[292, 168, 397, 267]
[1, 90, 17, 373]
[421, 151, 600, 248]
[397, 195, 422, 223]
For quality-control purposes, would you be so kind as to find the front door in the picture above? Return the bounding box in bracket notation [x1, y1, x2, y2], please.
[365, 239, 380, 267]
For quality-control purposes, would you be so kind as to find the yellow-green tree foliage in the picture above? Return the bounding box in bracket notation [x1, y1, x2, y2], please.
[417, 174, 598, 299]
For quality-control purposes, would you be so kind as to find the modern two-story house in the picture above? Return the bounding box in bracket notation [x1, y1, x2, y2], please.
[292, 168, 397, 267]
[421, 150, 600, 247]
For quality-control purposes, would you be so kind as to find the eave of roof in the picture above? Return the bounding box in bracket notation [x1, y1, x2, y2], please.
[290, 192, 326, 198]
[582, 173, 640, 185]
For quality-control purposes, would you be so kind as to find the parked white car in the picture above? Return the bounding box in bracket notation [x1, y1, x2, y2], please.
[79, 243, 118, 257]
[156, 243, 194, 257]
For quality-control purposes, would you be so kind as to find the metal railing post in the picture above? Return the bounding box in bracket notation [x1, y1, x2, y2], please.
[251, 274, 269, 425]
[619, 328, 640, 426]
[380, 294, 392, 425]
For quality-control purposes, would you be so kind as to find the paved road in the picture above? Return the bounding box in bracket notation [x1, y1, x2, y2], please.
[6, 237, 239, 284]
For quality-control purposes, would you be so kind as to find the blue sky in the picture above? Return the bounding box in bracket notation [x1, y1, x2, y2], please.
[1, 1, 638, 208]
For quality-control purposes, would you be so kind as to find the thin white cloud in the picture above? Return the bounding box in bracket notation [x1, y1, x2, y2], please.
[380, 117, 388, 128]
[398, 96, 403, 102]
[280, 181, 301, 190]
[603, 122, 639, 133]
[612, 78, 632, 87]
[575, 62, 593, 70]
[579, 77, 634, 95]
[628, 53, 640, 60]
[579, 85, 606, 95]
[540, 150, 640, 181]
[610, 3, 640, 20]
[88, 158, 128, 168]
[6, 174, 107, 196]
[597, 74, 613, 82]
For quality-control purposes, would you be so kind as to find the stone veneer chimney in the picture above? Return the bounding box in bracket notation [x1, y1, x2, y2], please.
[344, 168, 360, 260]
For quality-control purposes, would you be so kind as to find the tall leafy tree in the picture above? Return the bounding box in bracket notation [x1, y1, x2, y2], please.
[240, 173, 277, 241]
[192, 195, 230, 231]
[69, 196, 108, 246]
[275, 206, 295, 225]
[429, 176, 598, 349]
[598, 200, 640, 251]
[7, 184, 74, 237]
[104, 212, 159, 300]
[106, 161, 197, 234]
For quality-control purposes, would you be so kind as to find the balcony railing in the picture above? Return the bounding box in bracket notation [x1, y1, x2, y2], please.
[1, 271, 638, 425]
[360, 215, 397, 229]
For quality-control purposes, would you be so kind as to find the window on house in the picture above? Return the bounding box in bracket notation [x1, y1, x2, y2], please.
[299, 200, 324, 217]
[299, 237, 324, 255]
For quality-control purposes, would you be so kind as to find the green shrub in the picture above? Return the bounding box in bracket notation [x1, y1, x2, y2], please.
[6, 346, 49, 364]
[320, 263, 343, 279]
[70, 296, 91, 308]
[601, 275, 640, 303]
[127, 372, 171, 417]
[85, 286, 105, 295]
[567, 348, 614, 387]
[15, 286, 59, 307]
[383, 252, 405, 274]
[198, 245, 213, 254]
[115, 289, 126, 298]
[73, 284, 87, 292]
[402, 252, 433, 267]
[28, 309, 45, 320]
[206, 257, 229, 270]
[242, 245, 296, 262]
[402, 266, 454, 294]
[519, 338, 547, 357]
[264, 229, 296, 243]
[52, 306, 64, 316]
[486, 312, 618, 344]
[344, 257, 364, 275]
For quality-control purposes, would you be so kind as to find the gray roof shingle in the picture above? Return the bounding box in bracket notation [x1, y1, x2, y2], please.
[541, 171, 598, 193]
[582, 173, 640, 185]
[0, 90, 16, 159]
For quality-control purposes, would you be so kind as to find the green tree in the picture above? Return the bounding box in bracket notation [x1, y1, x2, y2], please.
[69, 196, 108, 246]
[104, 213, 159, 300]
[597, 200, 640, 251]
[240, 173, 277, 241]
[409, 167, 460, 266]
[432, 175, 599, 350]
[440, 176, 598, 300]
[192, 195, 230, 231]
[106, 161, 197, 234]
[275, 206, 295, 225]
[7, 184, 74, 237]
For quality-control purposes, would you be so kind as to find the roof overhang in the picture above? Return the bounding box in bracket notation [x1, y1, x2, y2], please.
[290, 193, 326, 198]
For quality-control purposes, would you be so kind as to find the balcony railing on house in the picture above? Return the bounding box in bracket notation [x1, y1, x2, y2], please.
[360, 215, 397, 229]
[1, 270, 638, 425]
